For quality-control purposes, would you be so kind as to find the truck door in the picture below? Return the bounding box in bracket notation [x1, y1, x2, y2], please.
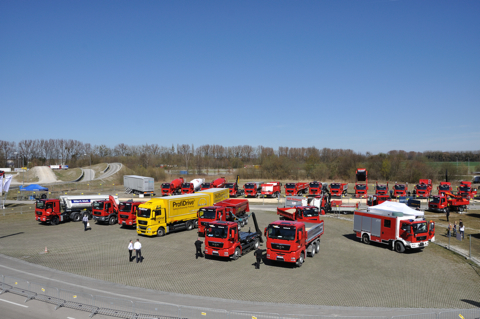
[400, 222, 411, 241]
[428, 221, 435, 240]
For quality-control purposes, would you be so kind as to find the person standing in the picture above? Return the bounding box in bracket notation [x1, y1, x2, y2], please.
[194, 238, 203, 259]
[82, 214, 89, 231]
[254, 248, 262, 269]
[459, 219, 465, 239]
[134, 239, 142, 263]
[128, 240, 134, 262]
[446, 209, 450, 222]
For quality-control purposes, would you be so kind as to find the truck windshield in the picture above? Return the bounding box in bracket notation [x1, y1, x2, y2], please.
[459, 186, 470, 192]
[439, 185, 450, 190]
[416, 185, 427, 190]
[206, 225, 228, 238]
[376, 185, 387, 190]
[182, 183, 191, 188]
[412, 222, 427, 234]
[245, 184, 255, 189]
[355, 184, 366, 190]
[36, 201, 45, 209]
[119, 204, 132, 212]
[138, 208, 151, 218]
[202, 183, 210, 188]
[286, 184, 295, 189]
[93, 202, 104, 209]
[394, 185, 405, 190]
[310, 182, 319, 188]
[225, 183, 234, 189]
[302, 208, 318, 217]
[330, 184, 340, 189]
[267, 225, 296, 241]
[161, 183, 170, 189]
[430, 197, 440, 203]
[199, 209, 216, 219]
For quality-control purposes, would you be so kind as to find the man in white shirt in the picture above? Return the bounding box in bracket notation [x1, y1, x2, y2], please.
[134, 239, 142, 263]
[128, 240, 134, 262]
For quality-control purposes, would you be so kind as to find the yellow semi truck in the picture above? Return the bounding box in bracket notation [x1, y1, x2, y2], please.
[136, 189, 229, 237]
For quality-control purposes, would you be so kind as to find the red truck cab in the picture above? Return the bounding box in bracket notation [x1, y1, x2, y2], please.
[329, 182, 348, 197]
[308, 181, 324, 196]
[375, 182, 389, 196]
[200, 182, 211, 191]
[437, 182, 452, 196]
[414, 179, 432, 198]
[354, 168, 368, 198]
[261, 182, 282, 198]
[161, 177, 184, 196]
[458, 181, 477, 199]
[197, 198, 250, 235]
[284, 182, 308, 196]
[243, 182, 260, 197]
[92, 196, 119, 225]
[277, 206, 323, 223]
[367, 194, 391, 206]
[118, 201, 142, 227]
[35, 199, 66, 225]
[181, 183, 195, 194]
[393, 183, 409, 198]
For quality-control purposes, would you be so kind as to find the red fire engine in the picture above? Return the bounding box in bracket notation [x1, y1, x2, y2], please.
[354, 168, 368, 198]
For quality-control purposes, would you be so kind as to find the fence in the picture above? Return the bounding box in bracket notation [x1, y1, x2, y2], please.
[0, 274, 479, 319]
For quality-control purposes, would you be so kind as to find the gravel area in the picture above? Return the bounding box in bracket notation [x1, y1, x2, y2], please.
[0, 207, 478, 309]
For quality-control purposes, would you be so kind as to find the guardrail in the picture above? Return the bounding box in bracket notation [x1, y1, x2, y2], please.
[0, 274, 478, 319]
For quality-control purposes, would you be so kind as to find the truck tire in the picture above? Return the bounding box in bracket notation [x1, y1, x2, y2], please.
[73, 213, 81, 222]
[194, 219, 198, 228]
[186, 221, 193, 230]
[309, 245, 316, 257]
[232, 247, 241, 260]
[315, 241, 320, 253]
[296, 253, 304, 267]
[157, 227, 166, 237]
[395, 241, 405, 253]
[51, 216, 59, 225]
[362, 233, 370, 245]
[109, 216, 116, 225]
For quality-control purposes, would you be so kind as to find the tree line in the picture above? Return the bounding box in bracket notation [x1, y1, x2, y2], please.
[1, 139, 479, 183]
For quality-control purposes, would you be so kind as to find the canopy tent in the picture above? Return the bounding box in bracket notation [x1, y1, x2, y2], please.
[19, 184, 49, 191]
[367, 201, 424, 216]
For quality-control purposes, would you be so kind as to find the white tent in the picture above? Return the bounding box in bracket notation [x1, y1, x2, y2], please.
[368, 201, 424, 216]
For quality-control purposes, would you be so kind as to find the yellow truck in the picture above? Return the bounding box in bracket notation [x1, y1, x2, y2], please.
[197, 188, 229, 204]
[137, 193, 211, 236]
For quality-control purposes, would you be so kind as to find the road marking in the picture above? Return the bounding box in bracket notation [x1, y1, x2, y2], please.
[0, 298, 29, 308]
[67, 317, 76, 319]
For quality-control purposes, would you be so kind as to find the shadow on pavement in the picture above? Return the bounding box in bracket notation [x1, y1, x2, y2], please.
[0, 232, 24, 239]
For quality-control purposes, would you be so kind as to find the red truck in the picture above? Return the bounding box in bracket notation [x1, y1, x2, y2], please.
[329, 182, 348, 197]
[457, 181, 478, 199]
[366, 194, 391, 206]
[428, 193, 469, 213]
[437, 182, 452, 196]
[330, 200, 359, 214]
[265, 220, 324, 267]
[277, 206, 323, 223]
[261, 182, 282, 198]
[203, 213, 262, 260]
[92, 195, 120, 225]
[224, 176, 244, 198]
[161, 177, 184, 196]
[243, 180, 264, 198]
[309, 181, 327, 196]
[197, 198, 250, 235]
[211, 177, 227, 188]
[392, 182, 409, 198]
[375, 182, 389, 196]
[413, 179, 432, 198]
[284, 182, 309, 196]
[118, 201, 143, 227]
[354, 204, 435, 253]
[181, 178, 204, 194]
[354, 168, 368, 198]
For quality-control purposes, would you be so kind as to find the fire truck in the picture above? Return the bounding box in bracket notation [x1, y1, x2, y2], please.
[265, 220, 324, 267]
[428, 193, 469, 213]
[375, 182, 389, 196]
[353, 202, 435, 253]
[243, 180, 264, 198]
[457, 181, 477, 199]
[284, 182, 309, 196]
[92, 195, 120, 225]
[437, 182, 452, 196]
[354, 169, 368, 198]
[366, 194, 391, 206]
[329, 182, 348, 197]
[118, 201, 143, 227]
[203, 213, 262, 260]
[392, 182, 409, 198]
[261, 182, 282, 198]
[161, 177, 184, 196]
[197, 198, 250, 235]
[277, 206, 323, 223]
[309, 181, 328, 196]
[284, 194, 331, 215]
[413, 179, 432, 198]
[224, 176, 244, 198]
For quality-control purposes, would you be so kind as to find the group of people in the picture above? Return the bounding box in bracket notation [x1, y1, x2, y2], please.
[447, 219, 465, 239]
[128, 239, 143, 263]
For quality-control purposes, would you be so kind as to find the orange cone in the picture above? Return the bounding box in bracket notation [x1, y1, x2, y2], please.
[45, 247, 48, 253]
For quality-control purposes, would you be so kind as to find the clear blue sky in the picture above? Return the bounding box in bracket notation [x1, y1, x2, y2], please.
[1, 0, 479, 154]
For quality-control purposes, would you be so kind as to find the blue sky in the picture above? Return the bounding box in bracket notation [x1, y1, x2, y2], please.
[1, 0, 479, 154]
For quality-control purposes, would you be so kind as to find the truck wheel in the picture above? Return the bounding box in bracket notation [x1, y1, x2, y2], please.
[186, 221, 193, 230]
[296, 253, 304, 267]
[315, 241, 320, 253]
[310, 245, 316, 257]
[51, 216, 59, 225]
[157, 227, 165, 237]
[244, 218, 248, 225]
[194, 220, 198, 228]
[362, 234, 370, 245]
[109, 216, 116, 225]
[395, 241, 405, 253]
[73, 213, 81, 222]
[232, 247, 241, 260]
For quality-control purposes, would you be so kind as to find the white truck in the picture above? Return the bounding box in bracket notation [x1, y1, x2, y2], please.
[59, 195, 119, 217]
[124, 175, 155, 196]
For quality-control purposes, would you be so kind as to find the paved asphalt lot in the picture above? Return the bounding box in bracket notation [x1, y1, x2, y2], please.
[0, 205, 479, 310]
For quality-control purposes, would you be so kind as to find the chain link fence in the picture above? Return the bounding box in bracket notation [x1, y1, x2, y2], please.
[0, 274, 479, 319]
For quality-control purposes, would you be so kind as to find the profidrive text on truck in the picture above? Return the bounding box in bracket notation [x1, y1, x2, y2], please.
[197, 188, 229, 205]
[136, 194, 211, 236]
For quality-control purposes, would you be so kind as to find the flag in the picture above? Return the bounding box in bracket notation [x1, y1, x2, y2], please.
[3, 175, 13, 193]
[0, 174, 3, 193]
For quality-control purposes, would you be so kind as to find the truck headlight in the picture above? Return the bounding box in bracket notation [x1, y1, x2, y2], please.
[147, 228, 151, 231]
[224, 252, 228, 256]
[291, 257, 296, 261]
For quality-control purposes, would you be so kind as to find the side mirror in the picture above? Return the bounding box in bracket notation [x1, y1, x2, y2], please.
[264, 228, 267, 237]
[298, 232, 303, 240]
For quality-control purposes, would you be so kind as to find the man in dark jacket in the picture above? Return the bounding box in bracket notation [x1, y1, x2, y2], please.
[254, 248, 263, 269]
[195, 238, 204, 259]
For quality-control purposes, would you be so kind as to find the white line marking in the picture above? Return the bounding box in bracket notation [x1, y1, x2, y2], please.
[0, 298, 29, 308]
[67, 317, 76, 319]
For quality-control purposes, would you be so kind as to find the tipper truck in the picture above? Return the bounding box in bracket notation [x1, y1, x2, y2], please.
[329, 182, 348, 197]
[375, 182, 389, 196]
[277, 206, 323, 223]
[181, 178, 205, 194]
[354, 169, 368, 198]
[392, 182, 409, 198]
[136, 194, 210, 237]
[161, 177, 184, 196]
[428, 193, 469, 213]
[118, 201, 143, 227]
[284, 182, 309, 196]
[354, 201, 435, 253]
[309, 181, 328, 196]
[35, 195, 116, 225]
[265, 220, 324, 267]
[124, 175, 155, 196]
[224, 176, 244, 198]
[243, 181, 264, 198]
[413, 179, 432, 198]
[437, 182, 452, 196]
[261, 182, 282, 198]
[203, 213, 262, 260]
[92, 195, 121, 225]
[197, 198, 250, 235]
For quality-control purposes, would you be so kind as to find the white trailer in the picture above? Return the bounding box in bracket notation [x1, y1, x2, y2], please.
[124, 175, 155, 196]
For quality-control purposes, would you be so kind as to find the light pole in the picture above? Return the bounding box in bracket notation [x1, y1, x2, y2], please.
[14, 152, 17, 169]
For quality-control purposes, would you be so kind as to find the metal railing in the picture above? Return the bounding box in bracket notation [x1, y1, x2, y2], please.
[0, 274, 479, 319]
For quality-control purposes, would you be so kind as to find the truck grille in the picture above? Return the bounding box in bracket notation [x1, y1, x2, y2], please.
[417, 236, 427, 241]
[120, 215, 129, 219]
[36, 211, 42, 216]
[271, 243, 290, 251]
[208, 241, 223, 248]
[94, 212, 101, 216]
[201, 221, 210, 226]
[138, 220, 148, 225]
[138, 226, 147, 230]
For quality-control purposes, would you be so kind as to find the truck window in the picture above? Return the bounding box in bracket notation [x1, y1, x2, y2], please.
[206, 226, 228, 238]
[138, 208, 151, 218]
[155, 209, 162, 216]
[384, 220, 391, 228]
[267, 225, 295, 241]
[36, 201, 45, 209]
